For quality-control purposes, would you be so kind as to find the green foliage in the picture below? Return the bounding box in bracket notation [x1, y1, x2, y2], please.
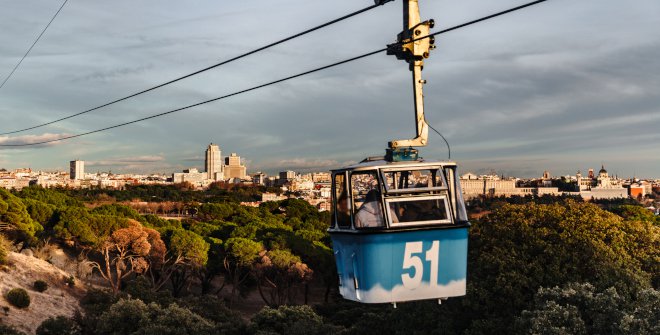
[0, 188, 43, 240]
[518, 301, 588, 335]
[250, 305, 337, 335]
[17, 186, 81, 208]
[197, 203, 235, 221]
[169, 229, 209, 267]
[224, 238, 263, 267]
[91, 204, 145, 223]
[143, 214, 181, 230]
[95, 299, 216, 335]
[516, 283, 660, 334]
[614, 204, 657, 223]
[459, 200, 657, 334]
[182, 220, 220, 238]
[65, 183, 279, 203]
[123, 277, 173, 306]
[77, 289, 120, 332]
[20, 198, 56, 228]
[618, 289, 660, 334]
[95, 299, 150, 335]
[36, 316, 81, 335]
[33, 280, 48, 292]
[53, 207, 129, 247]
[179, 295, 245, 335]
[5, 288, 30, 309]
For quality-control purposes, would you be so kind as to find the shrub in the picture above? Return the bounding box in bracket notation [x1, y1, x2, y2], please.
[33, 280, 48, 292]
[250, 305, 338, 335]
[36, 316, 81, 335]
[0, 324, 26, 335]
[5, 288, 30, 308]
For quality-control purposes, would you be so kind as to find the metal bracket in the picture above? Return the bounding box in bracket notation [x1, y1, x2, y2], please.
[387, 0, 435, 150]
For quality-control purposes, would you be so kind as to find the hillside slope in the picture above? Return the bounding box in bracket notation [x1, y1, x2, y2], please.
[1, 252, 86, 334]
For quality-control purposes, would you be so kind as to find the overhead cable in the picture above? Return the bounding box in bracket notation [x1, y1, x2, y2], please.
[0, 1, 392, 135]
[0, 0, 549, 147]
[0, 0, 69, 91]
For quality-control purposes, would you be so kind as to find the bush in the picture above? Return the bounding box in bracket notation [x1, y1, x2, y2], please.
[36, 316, 81, 335]
[33, 280, 48, 292]
[0, 324, 26, 335]
[250, 305, 339, 335]
[5, 288, 30, 308]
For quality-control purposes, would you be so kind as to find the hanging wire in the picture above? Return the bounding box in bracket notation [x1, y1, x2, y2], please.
[0, 0, 69, 91]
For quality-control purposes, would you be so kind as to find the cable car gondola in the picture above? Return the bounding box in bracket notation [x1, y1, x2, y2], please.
[329, 0, 469, 305]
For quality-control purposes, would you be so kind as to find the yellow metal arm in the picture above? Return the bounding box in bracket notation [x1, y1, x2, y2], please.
[387, 0, 435, 149]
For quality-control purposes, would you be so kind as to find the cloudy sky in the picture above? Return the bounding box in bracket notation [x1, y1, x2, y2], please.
[0, 0, 658, 178]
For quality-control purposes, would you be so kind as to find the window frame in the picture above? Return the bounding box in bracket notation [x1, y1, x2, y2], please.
[380, 167, 449, 194]
[385, 195, 453, 227]
[332, 172, 352, 229]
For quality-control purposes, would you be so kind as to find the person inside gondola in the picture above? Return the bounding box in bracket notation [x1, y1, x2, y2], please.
[355, 189, 399, 227]
[336, 192, 351, 227]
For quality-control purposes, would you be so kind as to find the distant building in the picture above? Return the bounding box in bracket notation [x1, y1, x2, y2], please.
[224, 153, 247, 179]
[312, 172, 331, 183]
[70, 160, 84, 180]
[542, 171, 551, 179]
[317, 202, 331, 212]
[172, 168, 207, 187]
[252, 172, 267, 185]
[205, 143, 223, 181]
[629, 184, 645, 198]
[262, 192, 286, 202]
[278, 171, 296, 186]
[577, 165, 627, 200]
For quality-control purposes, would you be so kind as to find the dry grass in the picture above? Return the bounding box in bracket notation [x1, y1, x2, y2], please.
[0, 252, 86, 334]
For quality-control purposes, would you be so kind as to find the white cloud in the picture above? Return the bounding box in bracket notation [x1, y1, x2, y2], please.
[0, 133, 70, 148]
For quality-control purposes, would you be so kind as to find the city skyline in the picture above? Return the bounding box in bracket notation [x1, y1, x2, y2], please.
[1, 0, 659, 178]
[0, 151, 655, 181]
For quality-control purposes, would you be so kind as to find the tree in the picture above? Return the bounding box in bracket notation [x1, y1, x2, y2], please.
[165, 229, 209, 296]
[91, 204, 144, 223]
[516, 283, 660, 334]
[0, 188, 43, 242]
[456, 200, 657, 334]
[196, 237, 225, 294]
[21, 198, 56, 228]
[53, 207, 129, 248]
[90, 221, 166, 294]
[223, 237, 263, 305]
[17, 186, 81, 208]
[197, 203, 235, 221]
[254, 249, 313, 307]
[613, 204, 657, 223]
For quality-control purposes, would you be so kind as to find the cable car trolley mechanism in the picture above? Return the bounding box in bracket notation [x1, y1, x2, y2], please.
[329, 0, 469, 305]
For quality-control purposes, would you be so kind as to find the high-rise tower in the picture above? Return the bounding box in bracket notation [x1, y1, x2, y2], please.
[205, 143, 223, 180]
[70, 160, 84, 180]
[224, 153, 247, 179]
